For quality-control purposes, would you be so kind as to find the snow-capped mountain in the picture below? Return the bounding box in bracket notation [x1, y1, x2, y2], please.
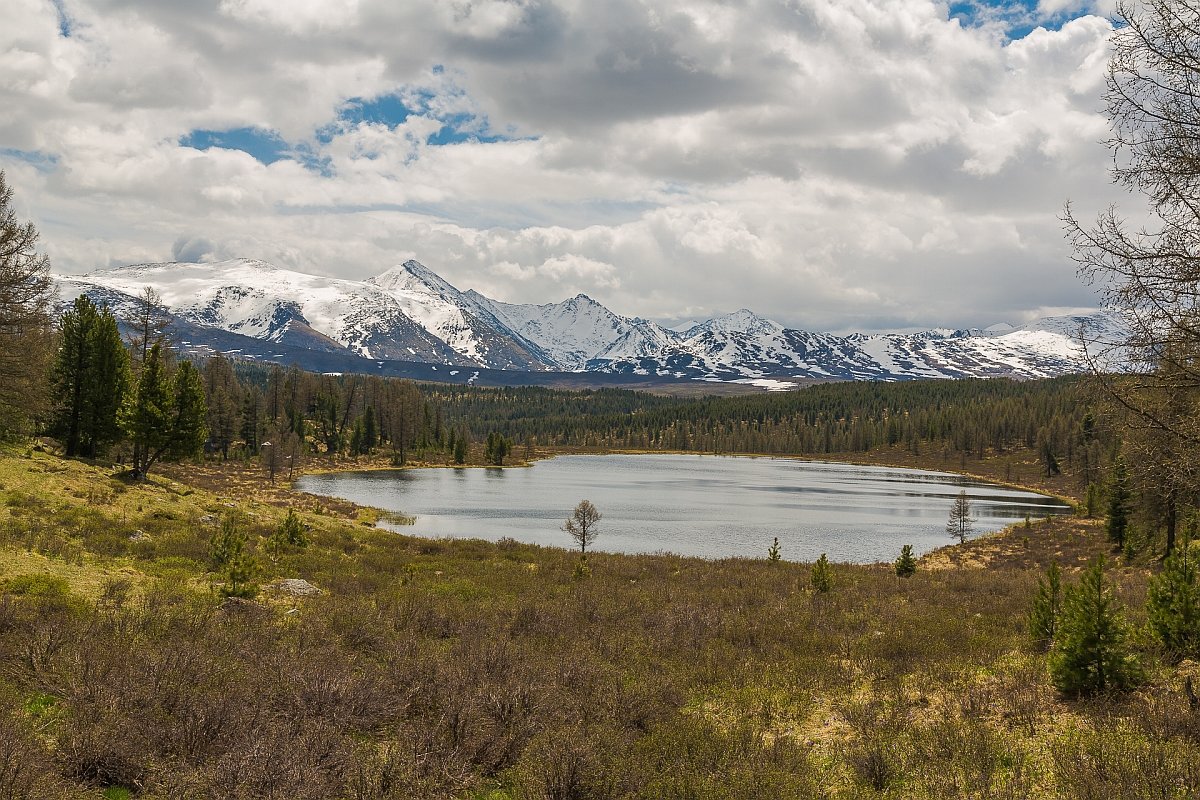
[467, 291, 678, 371]
[53, 257, 1123, 389]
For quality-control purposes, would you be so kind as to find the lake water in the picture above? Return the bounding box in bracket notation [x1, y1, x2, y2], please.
[296, 454, 1073, 563]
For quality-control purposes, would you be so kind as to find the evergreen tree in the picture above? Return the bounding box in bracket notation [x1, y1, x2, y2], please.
[946, 490, 974, 545]
[768, 537, 781, 564]
[268, 508, 308, 561]
[1147, 542, 1200, 661]
[453, 430, 468, 465]
[894, 544, 916, 578]
[168, 361, 207, 461]
[485, 431, 511, 465]
[1028, 562, 1062, 651]
[811, 554, 833, 593]
[51, 297, 129, 457]
[1106, 457, 1133, 549]
[1049, 557, 1141, 695]
[209, 514, 259, 598]
[121, 345, 207, 478]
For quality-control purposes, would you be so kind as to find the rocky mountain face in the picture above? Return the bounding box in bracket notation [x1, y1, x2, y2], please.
[53, 258, 1122, 388]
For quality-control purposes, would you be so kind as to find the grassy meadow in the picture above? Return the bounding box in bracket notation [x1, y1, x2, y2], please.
[0, 443, 1195, 799]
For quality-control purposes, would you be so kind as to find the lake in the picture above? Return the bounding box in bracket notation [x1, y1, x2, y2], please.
[295, 454, 1073, 563]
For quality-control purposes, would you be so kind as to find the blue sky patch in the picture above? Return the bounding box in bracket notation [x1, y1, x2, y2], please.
[948, 0, 1098, 39]
[0, 148, 58, 172]
[51, 0, 72, 37]
[181, 127, 289, 164]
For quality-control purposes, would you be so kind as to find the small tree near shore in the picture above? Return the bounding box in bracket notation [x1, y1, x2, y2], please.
[894, 545, 917, 578]
[946, 490, 975, 545]
[564, 500, 602, 556]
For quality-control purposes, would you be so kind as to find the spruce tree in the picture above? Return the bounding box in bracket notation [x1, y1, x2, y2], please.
[168, 360, 207, 461]
[1106, 457, 1133, 549]
[209, 514, 258, 598]
[1049, 557, 1141, 695]
[894, 544, 916, 578]
[1147, 543, 1200, 661]
[1028, 562, 1062, 651]
[768, 537, 781, 564]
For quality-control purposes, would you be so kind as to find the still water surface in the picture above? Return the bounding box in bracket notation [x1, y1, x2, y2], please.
[296, 454, 1072, 563]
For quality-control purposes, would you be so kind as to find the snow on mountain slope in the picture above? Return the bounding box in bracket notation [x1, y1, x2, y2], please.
[71, 260, 465, 363]
[368, 260, 553, 370]
[54, 257, 1123, 386]
[469, 291, 678, 371]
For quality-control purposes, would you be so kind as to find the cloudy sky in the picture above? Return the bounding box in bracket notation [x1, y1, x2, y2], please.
[3, 0, 1128, 332]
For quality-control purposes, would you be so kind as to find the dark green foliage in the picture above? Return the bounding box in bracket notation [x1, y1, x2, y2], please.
[452, 429, 468, 464]
[484, 431, 511, 465]
[50, 296, 129, 458]
[1147, 543, 1200, 661]
[1028, 562, 1062, 651]
[121, 346, 207, 478]
[1048, 558, 1141, 696]
[894, 544, 916, 578]
[1106, 457, 1132, 549]
[1084, 482, 1100, 518]
[767, 536, 781, 563]
[811, 553, 833, 593]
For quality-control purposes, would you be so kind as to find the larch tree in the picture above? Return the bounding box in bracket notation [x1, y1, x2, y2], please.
[0, 171, 53, 437]
[1065, 0, 1200, 549]
[564, 499, 602, 556]
[946, 490, 975, 545]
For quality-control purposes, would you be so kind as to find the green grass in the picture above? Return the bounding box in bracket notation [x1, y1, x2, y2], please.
[0, 445, 1194, 799]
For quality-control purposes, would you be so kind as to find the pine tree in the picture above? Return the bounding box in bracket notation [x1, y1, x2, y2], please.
[811, 553, 833, 593]
[1106, 457, 1133, 549]
[894, 544, 916, 578]
[767, 537, 781, 564]
[50, 297, 128, 457]
[1028, 562, 1062, 651]
[268, 508, 308, 561]
[362, 405, 377, 453]
[209, 514, 259, 598]
[1147, 543, 1200, 661]
[946, 490, 974, 544]
[1049, 557, 1141, 695]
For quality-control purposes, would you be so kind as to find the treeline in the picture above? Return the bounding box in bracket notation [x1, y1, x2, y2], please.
[422, 376, 1100, 472]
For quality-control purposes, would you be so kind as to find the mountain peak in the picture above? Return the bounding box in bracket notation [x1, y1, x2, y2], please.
[369, 259, 458, 295]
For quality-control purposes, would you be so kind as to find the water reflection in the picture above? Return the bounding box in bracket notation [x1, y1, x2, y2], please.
[296, 454, 1072, 564]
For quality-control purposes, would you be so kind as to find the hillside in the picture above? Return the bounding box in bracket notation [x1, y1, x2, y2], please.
[0, 445, 1194, 799]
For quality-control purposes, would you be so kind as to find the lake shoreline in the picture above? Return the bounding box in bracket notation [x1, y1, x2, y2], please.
[296, 453, 1074, 565]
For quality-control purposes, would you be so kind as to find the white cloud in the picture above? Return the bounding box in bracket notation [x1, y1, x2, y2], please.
[0, 0, 1125, 333]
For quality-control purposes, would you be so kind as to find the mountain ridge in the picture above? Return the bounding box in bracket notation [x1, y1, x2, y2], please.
[54, 257, 1123, 389]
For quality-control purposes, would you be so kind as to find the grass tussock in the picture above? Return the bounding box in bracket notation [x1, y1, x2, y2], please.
[0, 445, 1195, 798]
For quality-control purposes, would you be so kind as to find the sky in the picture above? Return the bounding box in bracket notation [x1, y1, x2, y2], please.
[1, 0, 1129, 333]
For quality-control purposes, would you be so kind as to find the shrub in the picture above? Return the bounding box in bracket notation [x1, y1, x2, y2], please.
[811, 554, 833, 593]
[3, 574, 69, 599]
[894, 544, 916, 578]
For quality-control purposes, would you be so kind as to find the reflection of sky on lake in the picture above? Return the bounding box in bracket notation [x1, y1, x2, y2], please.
[296, 455, 1072, 563]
